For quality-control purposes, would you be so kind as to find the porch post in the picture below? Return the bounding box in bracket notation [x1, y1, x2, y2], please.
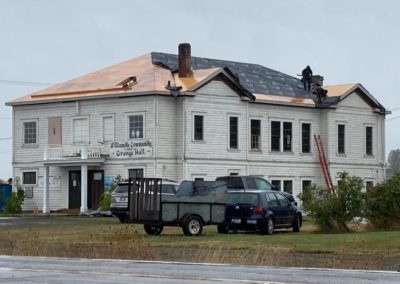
[42, 166, 49, 214]
[80, 164, 88, 213]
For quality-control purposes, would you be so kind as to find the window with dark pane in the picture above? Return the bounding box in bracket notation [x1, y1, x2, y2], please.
[366, 181, 373, 192]
[338, 124, 345, 154]
[194, 115, 203, 140]
[302, 180, 312, 194]
[271, 121, 280, 151]
[24, 121, 37, 144]
[250, 119, 261, 150]
[229, 117, 238, 149]
[283, 122, 292, 152]
[129, 115, 143, 139]
[128, 169, 144, 179]
[283, 180, 293, 194]
[366, 126, 373, 155]
[23, 172, 36, 185]
[271, 180, 281, 191]
[302, 123, 311, 153]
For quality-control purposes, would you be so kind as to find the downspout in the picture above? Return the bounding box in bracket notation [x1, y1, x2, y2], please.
[246, 101, 249, 175]
[154, 96, 158, 177]
[183, 97, 187, 179]
[12, 107, 15, 188]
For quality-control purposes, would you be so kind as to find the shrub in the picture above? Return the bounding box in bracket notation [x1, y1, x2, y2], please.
[300, 172, 364, 232]
[365, 172, 400, 229]
[99, 175, 121, 211]
[4, 187, 25, 214]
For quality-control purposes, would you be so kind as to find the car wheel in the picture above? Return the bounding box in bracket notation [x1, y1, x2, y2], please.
[217, 223, 229, 234]
[117, 214, 129, 223]
[143, 224, 164, 235]
[184, 216, 203, 236]
[293, 214, 301, 232]
[266, 217, 274, 235]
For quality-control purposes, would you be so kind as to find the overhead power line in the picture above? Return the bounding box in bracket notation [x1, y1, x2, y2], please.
[0, 79, 52, 86]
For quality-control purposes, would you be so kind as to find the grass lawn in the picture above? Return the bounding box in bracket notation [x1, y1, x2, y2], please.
[0, 216, 399, 270]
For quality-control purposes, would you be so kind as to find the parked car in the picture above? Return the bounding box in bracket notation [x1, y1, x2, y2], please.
[110, 179, 179, 223]
[218, 190, 302, 235]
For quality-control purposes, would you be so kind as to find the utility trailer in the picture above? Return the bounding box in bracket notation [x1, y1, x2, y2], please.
[127, 178, 227, 236]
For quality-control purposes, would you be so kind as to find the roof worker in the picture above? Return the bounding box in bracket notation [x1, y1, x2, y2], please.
[301, 65, 313, 92]
[313, 83, 328, 103]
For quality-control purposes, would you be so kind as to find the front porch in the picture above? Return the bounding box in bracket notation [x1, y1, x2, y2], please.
[42, 146, 105, 214]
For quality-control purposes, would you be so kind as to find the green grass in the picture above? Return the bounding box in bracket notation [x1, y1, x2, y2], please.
[0, 216, 399, 270]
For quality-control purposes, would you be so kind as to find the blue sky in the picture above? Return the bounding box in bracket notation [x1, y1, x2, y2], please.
[1, 0, 399, 178]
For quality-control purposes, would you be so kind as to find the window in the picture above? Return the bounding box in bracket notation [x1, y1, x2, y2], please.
[302, 123, 311, 153]
[271, 121, 280, 151]
[266, 192, 279, 207]
[275, 192, 290, 206]
[194, 115, 203, 141]
[283, 180, 293, 194]
[366, 181, 373, 192]
[73, 118, 89, 144]
[128, 115, 143, 139]
[102, 116, 114, 142]
[253, 177, 272, 190]
[271, 121, 292, 152]
[194, 177, 205, 181]
[128, 169, 144, 179]
[302, 180, 312, 194]
[229, 116, 238, 149]
[271, 180, 281, 191]
[283, 122, 292, 152]
[366, 126, 373, 155]
[23, 121, 37, 144]
[338, 124, 345, 154]
[23, 172, 36, 185]
[250, 119, 261, 150]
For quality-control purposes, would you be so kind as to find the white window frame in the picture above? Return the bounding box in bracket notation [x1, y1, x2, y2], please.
[336, 121, 347, 156]
[101, 114, 115, 143]
[364, 124, 374, 157]
[72, 116, 89, 144]
[270, 178, 294, 194]
[249, 117, 262, 151]
[228, 114, 240, 150]
[126, 112, 145, 141]
[192, 112, 206, 142]
[269, 119, 294, 153]
[22, 119, 39, 146]
[364, 180, 374, 192]
[22, 170, 38, 186]
[300, 120, 313, 154]
[192, 174, 207, 181]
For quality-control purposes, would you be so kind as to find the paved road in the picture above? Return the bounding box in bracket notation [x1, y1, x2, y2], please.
[0, 255, 399, 283]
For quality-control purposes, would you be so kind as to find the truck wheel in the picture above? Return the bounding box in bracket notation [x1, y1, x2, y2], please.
[292, 214, 301, 232]
[217, 223, 229, 234]
[117, 214, 128, 223]
[183, 216, 203, 236]
[143, 224, 164, 235]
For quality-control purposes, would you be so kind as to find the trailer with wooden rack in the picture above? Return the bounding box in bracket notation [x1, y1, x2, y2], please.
[127, 178, 227, 236]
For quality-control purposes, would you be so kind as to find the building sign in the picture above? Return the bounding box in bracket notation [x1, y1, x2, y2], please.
[109, 140, 152, 159]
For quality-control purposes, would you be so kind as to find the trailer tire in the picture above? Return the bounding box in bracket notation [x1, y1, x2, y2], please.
[183, 215, 203, 236]
[143, 224, 164, 235]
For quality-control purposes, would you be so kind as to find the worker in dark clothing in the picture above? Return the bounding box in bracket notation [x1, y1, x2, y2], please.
[301, 66, 313, 91]
[313, 83, 328, 103]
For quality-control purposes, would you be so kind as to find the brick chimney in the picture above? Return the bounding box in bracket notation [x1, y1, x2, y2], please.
[178, 43, 192, 77]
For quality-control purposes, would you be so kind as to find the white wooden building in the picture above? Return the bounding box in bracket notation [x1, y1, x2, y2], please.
[6, 43, 387, 213]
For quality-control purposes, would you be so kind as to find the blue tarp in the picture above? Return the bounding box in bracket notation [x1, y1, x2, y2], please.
[0, 184, 12, 209]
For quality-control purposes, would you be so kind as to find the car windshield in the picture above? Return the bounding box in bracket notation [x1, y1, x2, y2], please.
[227, 193, 259, 205]
[114, 184, 129, 194]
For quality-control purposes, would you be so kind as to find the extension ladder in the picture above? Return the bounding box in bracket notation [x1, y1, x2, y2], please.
[314, 135, 335, 194]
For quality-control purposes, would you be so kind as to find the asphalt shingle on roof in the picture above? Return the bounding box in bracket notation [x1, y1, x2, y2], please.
[151, 52, 312, 99]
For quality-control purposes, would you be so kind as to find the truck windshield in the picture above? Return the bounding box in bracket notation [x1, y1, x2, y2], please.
[227, 193, 259, 205]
